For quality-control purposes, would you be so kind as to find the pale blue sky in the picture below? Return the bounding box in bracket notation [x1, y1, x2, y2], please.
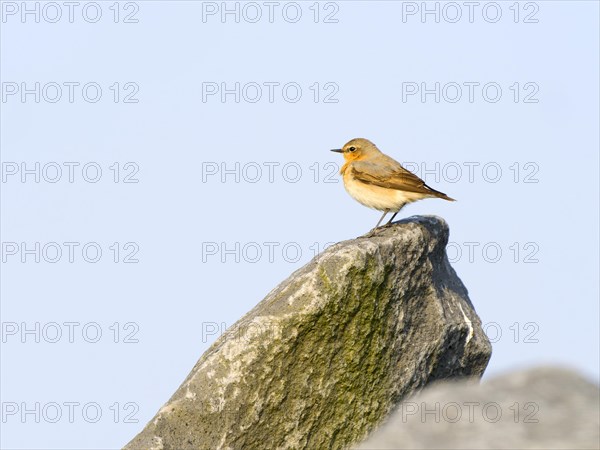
[1, 2, 598, 448]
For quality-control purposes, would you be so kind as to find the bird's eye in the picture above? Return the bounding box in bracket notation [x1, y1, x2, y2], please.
[348, 146, 356, 152]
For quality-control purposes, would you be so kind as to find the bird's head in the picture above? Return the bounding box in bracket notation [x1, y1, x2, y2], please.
[331, 138, 381, 162]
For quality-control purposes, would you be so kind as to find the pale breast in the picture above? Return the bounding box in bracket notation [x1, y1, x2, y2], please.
[343, 173, 405, 211]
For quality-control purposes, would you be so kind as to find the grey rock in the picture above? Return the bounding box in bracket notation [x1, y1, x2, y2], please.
[124, 216, 491, 450]
[356, 366, 600, 450]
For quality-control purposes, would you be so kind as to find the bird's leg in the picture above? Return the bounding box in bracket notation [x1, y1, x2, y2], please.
[374, 210, 389, 229]
[386, 211, 399, 225]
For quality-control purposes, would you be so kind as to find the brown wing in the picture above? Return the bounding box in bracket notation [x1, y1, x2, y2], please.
[350, 160, 454, 200]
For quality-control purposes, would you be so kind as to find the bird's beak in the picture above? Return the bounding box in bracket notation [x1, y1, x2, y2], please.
[330, 149, 343, 153]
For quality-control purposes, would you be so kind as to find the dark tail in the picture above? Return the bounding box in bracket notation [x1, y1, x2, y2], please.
[424, 184, 456, 202]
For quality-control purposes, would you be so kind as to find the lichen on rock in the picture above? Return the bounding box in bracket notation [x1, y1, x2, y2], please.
[124, 216, 492, 450]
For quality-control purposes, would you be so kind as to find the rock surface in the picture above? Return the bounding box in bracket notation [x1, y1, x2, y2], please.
[356, 366, 600, 450]
[124, 216, 492, 450]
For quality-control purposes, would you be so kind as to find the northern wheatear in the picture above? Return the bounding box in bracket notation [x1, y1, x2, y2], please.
[331, 138, 455, 229]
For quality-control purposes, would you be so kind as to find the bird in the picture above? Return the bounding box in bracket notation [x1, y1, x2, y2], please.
[331, 138, 455, 229]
